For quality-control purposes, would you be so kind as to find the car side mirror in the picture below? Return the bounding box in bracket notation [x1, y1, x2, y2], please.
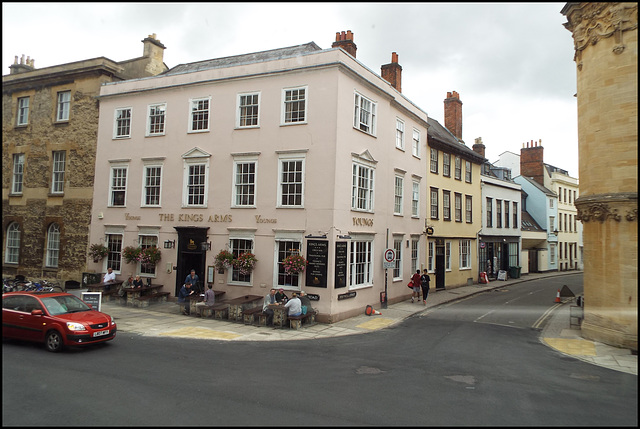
[31, 309, 43, 316]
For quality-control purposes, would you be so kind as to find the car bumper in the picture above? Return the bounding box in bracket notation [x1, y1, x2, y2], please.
[67, 328, 117, 344]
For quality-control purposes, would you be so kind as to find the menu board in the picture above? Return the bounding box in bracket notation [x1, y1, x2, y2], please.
[305, 240, 328, 288]
[81, 292, 102, 312]
[334, 241, 348, 288]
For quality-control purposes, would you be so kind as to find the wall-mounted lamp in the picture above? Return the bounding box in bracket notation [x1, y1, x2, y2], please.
[553, 230, 559, 236]
[201, 241, 211, 251]
[163, 239, 175, 249]
[337, 235, 352, 240]
[305, 234, 327, 239]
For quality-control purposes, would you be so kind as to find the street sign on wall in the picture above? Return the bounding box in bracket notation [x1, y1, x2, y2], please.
[383, 248, 395, 269]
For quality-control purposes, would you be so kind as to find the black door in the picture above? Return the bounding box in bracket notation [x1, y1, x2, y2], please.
[435, 242, 445, 290]
[174, 227, 209, 296]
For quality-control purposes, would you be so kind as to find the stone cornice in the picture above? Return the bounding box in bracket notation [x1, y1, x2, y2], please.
[575, 192, 638, 222]
[562, 2, 638, 67]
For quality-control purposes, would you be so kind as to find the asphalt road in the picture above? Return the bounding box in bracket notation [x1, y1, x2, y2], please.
[3, 275, 637, 426]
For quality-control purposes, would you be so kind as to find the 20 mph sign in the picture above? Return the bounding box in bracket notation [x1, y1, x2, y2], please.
[383, 248, 395, 269]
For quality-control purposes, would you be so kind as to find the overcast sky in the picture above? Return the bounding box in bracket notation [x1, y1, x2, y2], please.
[2, 2, 579, 177]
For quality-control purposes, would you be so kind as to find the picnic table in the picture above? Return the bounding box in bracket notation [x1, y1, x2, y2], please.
[268, 303, 289, 328]
[121, 284, 163, 307]
[186, 290, 226, 314]
[227, 294, 263, 321]
[87, 280, 124, 292]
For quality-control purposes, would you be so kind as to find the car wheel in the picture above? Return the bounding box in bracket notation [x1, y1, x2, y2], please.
[45, 330, 63, 353]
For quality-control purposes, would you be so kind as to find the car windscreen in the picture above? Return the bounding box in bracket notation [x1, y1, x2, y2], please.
[41, 295, 92, 316]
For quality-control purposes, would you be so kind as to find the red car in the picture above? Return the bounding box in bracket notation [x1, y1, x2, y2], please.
[2, 291, 117, 352]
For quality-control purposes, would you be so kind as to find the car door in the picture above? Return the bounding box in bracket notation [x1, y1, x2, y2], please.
[2, 295, 23, 339]
[16, 295, 46, 341]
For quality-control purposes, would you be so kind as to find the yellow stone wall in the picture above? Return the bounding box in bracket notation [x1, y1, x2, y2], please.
[562, 2, 638, 351]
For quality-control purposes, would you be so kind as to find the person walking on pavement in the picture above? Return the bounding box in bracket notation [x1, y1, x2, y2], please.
[411, 270, 422, 303]
[420, 269, 431, 305]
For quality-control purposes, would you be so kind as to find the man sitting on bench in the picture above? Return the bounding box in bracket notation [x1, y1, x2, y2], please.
[196, 284, 216, 317]
[284, 292, 302, 317]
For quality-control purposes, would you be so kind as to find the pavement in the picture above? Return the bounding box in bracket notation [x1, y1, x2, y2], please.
[101, 271, 637, 376]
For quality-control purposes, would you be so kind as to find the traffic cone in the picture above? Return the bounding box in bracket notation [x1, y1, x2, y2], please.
[372, 309, 382, 315]
[555, 289, 562, 303]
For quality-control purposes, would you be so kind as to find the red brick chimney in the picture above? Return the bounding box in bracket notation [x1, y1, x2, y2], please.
[381, 52, 402, 92]
[444, 91, 463, 141]
[520, 139, 545, 185]
[472, 137, 486, 158]
[332, 30, 357, 58]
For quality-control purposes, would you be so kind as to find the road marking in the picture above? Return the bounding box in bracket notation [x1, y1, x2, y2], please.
[158, 327, 242, 340]
[356, 318, 395, 330]
[533, 303, 563, 329]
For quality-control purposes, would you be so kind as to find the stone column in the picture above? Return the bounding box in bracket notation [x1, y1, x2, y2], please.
[561, 2, 638, 351]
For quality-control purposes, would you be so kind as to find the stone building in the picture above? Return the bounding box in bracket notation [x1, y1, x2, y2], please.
[561, 2, 637, 351]
[2, 34, 168, 287]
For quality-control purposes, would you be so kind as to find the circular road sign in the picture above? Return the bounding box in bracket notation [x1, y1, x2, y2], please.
[384, 248, 395, 263]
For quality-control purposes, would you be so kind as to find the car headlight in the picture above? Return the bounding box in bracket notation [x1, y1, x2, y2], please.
[66, 322, 86, 331]
[110, 316, 115, 326]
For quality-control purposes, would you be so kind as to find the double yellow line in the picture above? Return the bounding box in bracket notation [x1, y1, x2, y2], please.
[533, 302, 563, 329]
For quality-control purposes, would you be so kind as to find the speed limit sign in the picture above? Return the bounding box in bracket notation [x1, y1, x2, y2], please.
[383, 248, 395, 269]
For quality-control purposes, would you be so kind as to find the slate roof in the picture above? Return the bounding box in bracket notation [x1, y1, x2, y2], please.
[162, 42, 322, 76]
[427, 117, 485, 163]
[521, 210, 544, 232]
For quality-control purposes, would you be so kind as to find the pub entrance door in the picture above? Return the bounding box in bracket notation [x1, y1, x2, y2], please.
[435, 240, 445, 290]
[174, 227, 209, 296]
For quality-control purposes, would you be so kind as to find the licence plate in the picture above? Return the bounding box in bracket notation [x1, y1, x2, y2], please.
[93, 329, 110, 337]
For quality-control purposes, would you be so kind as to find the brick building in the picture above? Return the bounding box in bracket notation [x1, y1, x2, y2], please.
[2, 34, 168, 287]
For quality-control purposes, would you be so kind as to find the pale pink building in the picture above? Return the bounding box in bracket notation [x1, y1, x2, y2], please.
[89, 33, 430, 322]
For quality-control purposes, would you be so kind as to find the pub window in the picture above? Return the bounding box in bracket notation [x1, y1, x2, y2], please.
[114, 108, 131, 138]
[189, 97, 210, 132]
[106, 234, 123, 272]
[283, 87, 307, 124]
[109, 166, 128, 207]
[349, 239, 373, 288]
[51, 151, 66, 194]
[230, 238, 254, 283]
[276, 241, 302, 288]
[353, 92, 377, 136]
[454, 156, 461, 180]
[395, 118, 405, 150]
[238, 93, 260, 128]
[393, 237, 402, 280]
[12, 153, 25, 195]
[147, 103, 166, 136]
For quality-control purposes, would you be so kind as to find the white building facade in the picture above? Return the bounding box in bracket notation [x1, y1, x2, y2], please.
[88, 40, 430, 322]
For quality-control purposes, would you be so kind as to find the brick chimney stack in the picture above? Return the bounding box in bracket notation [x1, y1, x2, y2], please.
[381, 52, 402, 92]
[520, 139, 545, 185]
[332, 30, 357, 58]
[444, 91, 463, 142]
[473, 137, 486, 158]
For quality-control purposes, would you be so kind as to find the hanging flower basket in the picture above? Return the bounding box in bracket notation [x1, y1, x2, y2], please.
[214, 249, 235, 270]
[122, 246, 142, 264]
[234, 252, 258, 275]
[137, 246, 162, 267]
[282, 254, 308, 275]
[88, 243, 109, 263]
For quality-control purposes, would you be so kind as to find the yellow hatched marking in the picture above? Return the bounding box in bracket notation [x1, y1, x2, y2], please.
[543, 338, 597, 356]
[159, 327, 241, 340]
[356, 318, 396, 330]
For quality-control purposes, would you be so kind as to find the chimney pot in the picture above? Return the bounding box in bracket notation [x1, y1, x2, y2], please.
[332, 30, 357, 58]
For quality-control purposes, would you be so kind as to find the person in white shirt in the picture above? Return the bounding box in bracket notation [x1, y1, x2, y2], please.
[103, 267, 116, 290]
[284, 292, 302, 317]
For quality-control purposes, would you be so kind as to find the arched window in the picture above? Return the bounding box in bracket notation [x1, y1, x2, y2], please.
[46, 223, 60, 268]
[5, 222, 21, 264]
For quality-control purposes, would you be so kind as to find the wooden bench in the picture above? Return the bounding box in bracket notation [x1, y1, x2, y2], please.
[211, 303, 229, 319]
[242, 306, 264, 325]
[288, 311, 316, 329]
[154, 292, 170, 302]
